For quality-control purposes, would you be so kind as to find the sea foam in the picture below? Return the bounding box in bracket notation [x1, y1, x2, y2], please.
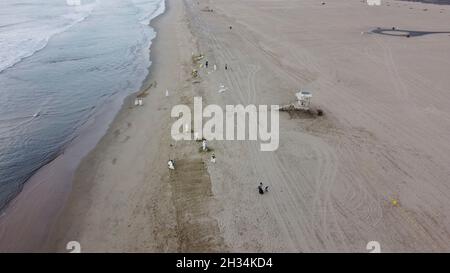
[0, 0, 97, 73]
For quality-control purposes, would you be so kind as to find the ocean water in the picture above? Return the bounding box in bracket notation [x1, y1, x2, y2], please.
[0, 0, 165, 210]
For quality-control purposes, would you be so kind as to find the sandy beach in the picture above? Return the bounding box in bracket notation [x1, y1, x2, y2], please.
[4, 0, 450, 252]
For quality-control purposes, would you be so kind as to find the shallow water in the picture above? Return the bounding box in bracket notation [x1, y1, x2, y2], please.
[0, 0, 165, 210]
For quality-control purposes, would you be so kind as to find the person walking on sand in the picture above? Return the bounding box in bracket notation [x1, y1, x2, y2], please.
[225, 64, 228, 70]
[258, 182, 264, 195]
[205, 60, 208, 68]
[202, 139, 208, 151]
[258, 182, 269, 195]
[210, 153, 216, 163]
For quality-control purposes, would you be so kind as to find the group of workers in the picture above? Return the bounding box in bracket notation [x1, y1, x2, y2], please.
[167, 41, 272, 195]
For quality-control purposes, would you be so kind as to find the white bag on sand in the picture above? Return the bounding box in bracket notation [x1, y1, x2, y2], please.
[218, 84, 227, 93]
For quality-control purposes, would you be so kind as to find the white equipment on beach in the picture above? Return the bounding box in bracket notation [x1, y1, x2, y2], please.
[202, 140, 208, 151]
[135, 98, 144, 106]
[296, 90, 312, 110]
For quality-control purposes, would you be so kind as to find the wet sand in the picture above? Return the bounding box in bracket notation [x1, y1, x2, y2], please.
[8, 0, 450, 252]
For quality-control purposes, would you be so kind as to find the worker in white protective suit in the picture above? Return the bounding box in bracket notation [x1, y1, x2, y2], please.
[168, 160, 175, 170]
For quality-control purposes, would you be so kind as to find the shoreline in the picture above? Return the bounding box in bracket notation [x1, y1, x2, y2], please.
[0, 1, 168, 252]
[49, 0, 186, 252]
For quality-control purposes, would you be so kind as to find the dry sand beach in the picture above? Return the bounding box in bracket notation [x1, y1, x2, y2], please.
[9, 0, 450, 252]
